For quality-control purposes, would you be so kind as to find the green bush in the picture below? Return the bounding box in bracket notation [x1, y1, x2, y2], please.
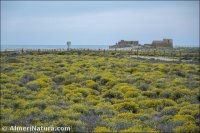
[139, 99, 176, 111]
[6, 57, 22, 63]
[83, 80, 99, 91]
[115, 101, 139, 113]
[95, 103, 116, 116]
[120, 126, 157, 132]
[142, 91, 157, 98]
[100, 77, 110, 85]
[137, 84, 150, 91]
[173, 123, 200, 133]
[26, 78, 48, 91]
[116, 112, 136, 120]
[26, 100, 47, 110]
[93, 126, 111, 132]
[161, 106, 179, 116]
[52, 75, 65, 84]
[103, 90, 124, 99]
[71, 104, 88, 114]
[20, 73, 36, 84]
[124, 91, 140, 98]
[160, 89, 173, 98]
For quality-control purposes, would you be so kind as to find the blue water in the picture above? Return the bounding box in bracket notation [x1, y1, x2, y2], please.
[1, 45, 109, 51]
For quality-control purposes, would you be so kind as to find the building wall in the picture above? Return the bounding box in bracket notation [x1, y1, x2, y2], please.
[109, 40, 139, 48]
[151, 39, 173, 48]
[109, 39, 173, 49]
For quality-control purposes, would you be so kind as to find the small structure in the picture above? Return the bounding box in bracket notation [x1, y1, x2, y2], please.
[143, 39, 173, 49]
[109, 38, 173, 49]
[66, 41, 71, 50]
[151, 39, 173, 48]
[109, 40, 140, 49]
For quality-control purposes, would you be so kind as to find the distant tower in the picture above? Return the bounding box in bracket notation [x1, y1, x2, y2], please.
[66, 41, 71, 50]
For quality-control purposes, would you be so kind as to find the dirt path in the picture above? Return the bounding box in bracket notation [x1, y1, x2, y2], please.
[130, 55, 193, 62]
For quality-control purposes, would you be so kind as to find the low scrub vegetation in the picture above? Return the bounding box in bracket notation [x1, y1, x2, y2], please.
[1, 50, 199, 132]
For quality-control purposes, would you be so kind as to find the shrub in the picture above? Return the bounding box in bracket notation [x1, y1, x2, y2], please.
[103, 90, 124, 99]
[114, 119, 135, 131]
[87, 99, 99, 106]
[71, 104, 88, 114]
[138, 107, 157, 115]
[172, 115, 194, 125]
[172, 89, 190, 100]
[52, 75, 65, 84]
[139, 99, 176, 112]
[157, 115, 176, 132]
[113, 83, 133, 93]
[92, 75, 101, 82]
[161, 99, 177, 106]
[124, 91, 140, 98]
[27, 81, 43, 90]
[117, 112, 136, 120]
[95, 103, 116, 116]
[124, 68, 138, 74]
[139, 99, 161, 111]
[160, 89, 173, 98]
[134, 113, 151, 121]
[93, 126, 111, 132]
[64, 74, 78, 85]
[6, 57, 22, 63]
[115, 101, 139, 113]
[65, 119, 86, 132]
[1, 108, 13, 121]
[0, 73, 10, 84]
[66, 92, 84, 103]
[173, 123, 200, 133]
[120, 127, 157, 132]
[120, 127, 142, 132]
[137, 84, 150, 91]
[26, 100, 47, 110]
[105, 80, 119, 89]
[20, 73, 36, 84]
[2, 66, 15, 72]
[80, 114, 101, 132]
[26, 79, 46, 91]
[178, 109, 194, 115]
[43, 106, 60, 120]
[74, 88, 92, 97]
[84, 80, 99, 90]
[176, 71, 185, 77]
[124, 76, 136, 84]
[100, 77, 110, 85]
[142, 91, 157, 98]
[10, 107, 42, 126]
[172, 78, 185, 86]
[54, 59, 62, 63]
[161, 106, 179, 116]
[12, 99, 28, 109]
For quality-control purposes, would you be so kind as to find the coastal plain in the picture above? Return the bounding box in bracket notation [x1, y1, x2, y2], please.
[1, 50, 199, 132]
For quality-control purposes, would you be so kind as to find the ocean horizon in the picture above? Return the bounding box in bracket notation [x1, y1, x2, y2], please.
[1, 44, 198, 51]
[1, 45, 110, 51]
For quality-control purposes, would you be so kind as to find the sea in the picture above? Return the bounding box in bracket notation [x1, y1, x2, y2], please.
[1, 45, 109, 51]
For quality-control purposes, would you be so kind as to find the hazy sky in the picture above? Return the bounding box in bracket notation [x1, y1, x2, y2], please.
[1, 1, 199, 46]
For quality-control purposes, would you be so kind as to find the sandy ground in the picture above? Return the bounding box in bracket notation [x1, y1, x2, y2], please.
[130, 55, 193, 62]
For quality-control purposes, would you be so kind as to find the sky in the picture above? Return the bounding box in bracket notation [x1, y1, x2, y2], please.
[1, 1, 199, 47]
